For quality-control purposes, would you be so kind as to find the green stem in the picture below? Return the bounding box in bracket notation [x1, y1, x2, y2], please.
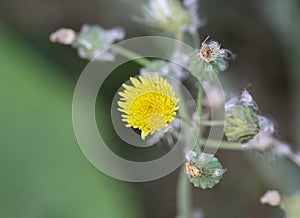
[110, 45, 150, 66]
[173, 31, 192, 218]
[200, 120, 225, 126]
[197, 85, 203, 124]
[199, 138, 246, 150]
[177, 168, 191, 218]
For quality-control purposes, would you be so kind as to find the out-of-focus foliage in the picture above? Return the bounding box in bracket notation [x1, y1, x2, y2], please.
[0, 24, 141, 218]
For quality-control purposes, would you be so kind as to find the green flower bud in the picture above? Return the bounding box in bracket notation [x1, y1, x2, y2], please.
[225, 105, 259, 143]
[185, 152, 225, 189]
[74, 25, 125, 61]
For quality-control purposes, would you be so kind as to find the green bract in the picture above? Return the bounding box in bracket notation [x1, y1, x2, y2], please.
[187, 48, 228, 81]
[225, 105, 259, 143]
[75, 25, 124, 61]
[188, 153, 225, 189]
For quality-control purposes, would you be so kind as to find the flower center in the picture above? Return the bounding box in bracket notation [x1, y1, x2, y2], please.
[149, 113, 166, 131]
[200, 45, 213, 62]
[127, 91, 176, 138]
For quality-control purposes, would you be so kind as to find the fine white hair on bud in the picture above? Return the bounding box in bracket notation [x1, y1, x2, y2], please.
[257, 116, 274, 136]
[185, 150, 197, 161]
[245, 134, 274, 151]
[225, 97, 239, 112]
[49, 28, 76, 45]
[213, 168, 227, 177]
[240, 90, 258, 110]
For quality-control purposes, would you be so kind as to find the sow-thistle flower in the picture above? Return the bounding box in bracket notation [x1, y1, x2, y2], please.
[118, 74, 179, 140]
[184, 151, 225, 189]
[139, 0, 192, 34]
[187, 37, 233, 81]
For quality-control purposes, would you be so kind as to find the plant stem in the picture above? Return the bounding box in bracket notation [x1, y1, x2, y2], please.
[197, 85, 203, 124]
[177, 168, 191, 218]
[110, 45, 150, 66]
[200, 120, 225, 126]
[199, 138, 246, 150]
[173, 31, 193, 218]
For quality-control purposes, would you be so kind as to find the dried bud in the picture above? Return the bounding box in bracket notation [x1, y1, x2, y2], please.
[260, 190, 281, 206]
[187, 38, 233, 81]
[185, 152, 225, 189]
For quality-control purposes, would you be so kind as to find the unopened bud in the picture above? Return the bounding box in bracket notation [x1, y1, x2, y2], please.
[49, 28, 76, 45]
[260, 190, 281, 206]
[225, 105, 259, 143]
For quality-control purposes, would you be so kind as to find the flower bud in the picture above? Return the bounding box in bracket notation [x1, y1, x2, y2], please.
[49, 28, 76, 45]
[260, 190, 281, 206]
[187, 38, 233, 81]
[139, 0, 191, 34]
[225, 105, 259, 143]
[185, 152, 225, 189]
[74, 25, 125, 61]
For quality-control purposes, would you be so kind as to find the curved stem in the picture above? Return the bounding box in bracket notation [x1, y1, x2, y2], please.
[110, 45, 150, 66]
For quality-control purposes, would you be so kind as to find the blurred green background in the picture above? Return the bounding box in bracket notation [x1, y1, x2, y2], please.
[0, 0, 300, 217]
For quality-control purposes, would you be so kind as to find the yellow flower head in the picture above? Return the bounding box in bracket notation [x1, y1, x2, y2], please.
[118, 74, 179, 139]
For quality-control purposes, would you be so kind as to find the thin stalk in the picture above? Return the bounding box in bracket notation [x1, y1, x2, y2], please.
[200, 120, 225, 126]
[199, 138, 246, 150]
[197, 85, 203, 124]
[174, 31, 192, 218]
[177, 169, 191, 218]
[110, 45, 150, 66]
[175, 81, 192, 218]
